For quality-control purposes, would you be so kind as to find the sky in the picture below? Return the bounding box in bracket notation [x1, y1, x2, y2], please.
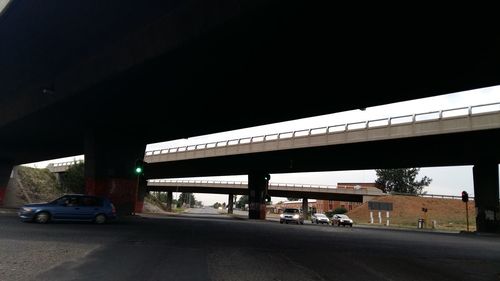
[24, 85, 500, 205]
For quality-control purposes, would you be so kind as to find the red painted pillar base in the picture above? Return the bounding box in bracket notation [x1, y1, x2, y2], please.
[86, 178, 138, 215]
[0, 164, 12, 207]
[0, 187, 6, 206]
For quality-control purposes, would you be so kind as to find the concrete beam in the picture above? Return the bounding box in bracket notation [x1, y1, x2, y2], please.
[166, 191, 173, 212]
[248, 171, 269, 220]
[228, 194, 234, 214]
[84, 132, 146, 215]
[473, 162, 500, 233]
[302, 198, 309, 220]
[0, 163, 13, 206]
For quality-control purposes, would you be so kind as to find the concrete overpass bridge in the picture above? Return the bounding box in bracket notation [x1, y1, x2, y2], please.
[142, 102, 500, 230]
[147, 179, 383, 212]
[1, 2, 500, 232]
[147, 179, 382, 201]
[145, 102, 500, 166]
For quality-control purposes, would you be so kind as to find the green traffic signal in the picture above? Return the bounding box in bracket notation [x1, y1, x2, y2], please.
[134, 159, 145, 175]
[135, 167, 143, 174]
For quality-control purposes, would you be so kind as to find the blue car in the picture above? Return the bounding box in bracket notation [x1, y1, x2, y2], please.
[18, 194, 116, 224]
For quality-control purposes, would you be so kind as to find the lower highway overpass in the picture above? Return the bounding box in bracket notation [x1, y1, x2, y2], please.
[147, 179, 384, 203]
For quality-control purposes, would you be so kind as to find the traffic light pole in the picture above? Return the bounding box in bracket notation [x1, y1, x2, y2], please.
[132, 173, 139, 215]
[465, 200, 469, 232]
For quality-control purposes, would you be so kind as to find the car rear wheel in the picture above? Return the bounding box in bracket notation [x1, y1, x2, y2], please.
[94, 214, 107, 224]
[34, 212, 50, 224]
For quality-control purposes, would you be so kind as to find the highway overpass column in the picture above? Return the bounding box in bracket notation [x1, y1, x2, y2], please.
[166, 191, 173, 212]
[135, 175, 147, 214]
[228, 194, 234, 214]
[248, 171, 269, 219]
[302, 198, 308, 219]
[84, 132, 146, 215]
[473, 163, 500, 233]
[0, 163, 12, 206]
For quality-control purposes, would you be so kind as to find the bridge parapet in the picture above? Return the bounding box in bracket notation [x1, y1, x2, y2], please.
[145, 103, 500, 163]
[46, 160, 83, 173]
[147, 179, 384, 196]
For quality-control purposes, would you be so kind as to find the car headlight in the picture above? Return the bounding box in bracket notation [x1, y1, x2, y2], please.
[293, 214, 299, 219]
[22, 207, 33, 212]
[280, 214, 284, 218]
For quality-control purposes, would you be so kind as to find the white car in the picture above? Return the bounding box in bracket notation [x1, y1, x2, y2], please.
[332, 214, 353, 227]
[311, 213, 330, 224]
[279, 208, 304, 224]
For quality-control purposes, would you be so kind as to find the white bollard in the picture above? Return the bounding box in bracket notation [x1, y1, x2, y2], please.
[370, 211, 374, 224]
[378, 211, 382, 224]
[386, 211, 390, 226]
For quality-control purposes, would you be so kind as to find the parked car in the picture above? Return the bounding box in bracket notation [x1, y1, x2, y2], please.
[332, 214, 353, 227]
[279, 208, 304, 224]
[311, 213, 330, 224]
[18, 194, 116, 224]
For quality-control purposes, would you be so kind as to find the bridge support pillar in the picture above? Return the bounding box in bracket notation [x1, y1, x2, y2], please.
[302, 198, 309, 220]
[0, 163, 12, 206]
[473, 162, 500, 233]
[228, 194, 234, 214]
[134, 176, 147, 214]
[248, 171, 269, 219]
[84, 132, 146, 215]
[166, 191, 173, 212]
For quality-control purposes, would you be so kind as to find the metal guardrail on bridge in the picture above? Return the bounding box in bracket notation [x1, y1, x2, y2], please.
[144, 102, 500, 163]
[46, 160, 83, 173]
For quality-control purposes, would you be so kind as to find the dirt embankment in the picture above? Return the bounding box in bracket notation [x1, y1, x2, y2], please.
[348, 195, 476, 231]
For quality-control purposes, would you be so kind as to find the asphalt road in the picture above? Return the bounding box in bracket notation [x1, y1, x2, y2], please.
[0, 208, 499, 281]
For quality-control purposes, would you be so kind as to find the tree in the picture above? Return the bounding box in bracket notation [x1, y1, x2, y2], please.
[375, 168, 431, 195]
[236, 195, 248, 209]
[61, 162, 85, 194]
[333, 207, 347, 214]
[178, 192, 196, 207]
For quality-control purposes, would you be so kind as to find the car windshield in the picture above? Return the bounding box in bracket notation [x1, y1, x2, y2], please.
[315, 214, 327, 218]
[284, 209, 299, 213]
[338, 215, 349, 219]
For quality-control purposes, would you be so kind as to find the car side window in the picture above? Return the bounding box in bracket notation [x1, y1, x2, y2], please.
[66, 196, 80, 207]
[82, 197, 101, 207]
[56, 196, 69, 205]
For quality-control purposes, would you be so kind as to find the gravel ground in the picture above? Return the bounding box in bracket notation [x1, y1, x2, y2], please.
[0, 239, 99, 281]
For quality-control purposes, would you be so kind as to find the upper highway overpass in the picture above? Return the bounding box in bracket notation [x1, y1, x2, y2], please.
[145, 102, 500, 164]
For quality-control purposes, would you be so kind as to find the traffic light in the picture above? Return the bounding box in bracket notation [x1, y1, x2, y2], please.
[134, 159, 145, 175]
[461, 191, 469, 202]
[264, 174, 271, 181]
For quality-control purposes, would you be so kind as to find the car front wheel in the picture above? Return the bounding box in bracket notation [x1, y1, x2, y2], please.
[34, 212, 50, 224]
